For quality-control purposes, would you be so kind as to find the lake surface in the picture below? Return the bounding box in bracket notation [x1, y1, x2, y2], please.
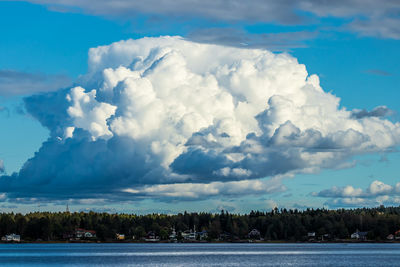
[0, 243, 399, 266]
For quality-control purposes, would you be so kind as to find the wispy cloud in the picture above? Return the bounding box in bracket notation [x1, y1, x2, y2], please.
[364, 69, 392, 76]
[122, 178, 286, 201]
[187, 28, 317, 51]
[301, 0, 400, 39]
[348, 17, 400, 40]
[26, 0, 306, 24]
[0, 69, 71, 96]
[351, 106, 394, 119]
[25, 0, 400, 40]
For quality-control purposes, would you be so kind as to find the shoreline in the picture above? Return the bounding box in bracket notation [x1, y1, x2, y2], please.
[2, 240, 400, 244]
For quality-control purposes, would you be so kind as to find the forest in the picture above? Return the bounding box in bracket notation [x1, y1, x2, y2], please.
[1, 205, 400, 242]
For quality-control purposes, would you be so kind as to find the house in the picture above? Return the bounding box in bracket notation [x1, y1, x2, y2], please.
[145, 231, 159, 242]
[187, 231, 196, 241]
[182, 228, 197, 241]
[84, 230, 96, 238]
[359, 232, 368, 240]
[307, 232, 316, 241]
[181, 230, 191, 240]
[12, 234, 21, 242]
[75, 228, 96, 239]
[169, 227, 177, 241]
[116, 234, 125, 240]
[75, 228, 86, 238]
[394, 230, 400, 240]
[62, 233, 74, 240]
[219, 231, 233, 241]
[198, 230, 208, 241]
[248, 229, 261, 239]
[387, 234, 394, 240]
[351, 232, 359, 239]
[351, 230, 368, 240]
[307, 232, 316, 237]
[3, 234, 20, 242]
[321, 234, 331, 241]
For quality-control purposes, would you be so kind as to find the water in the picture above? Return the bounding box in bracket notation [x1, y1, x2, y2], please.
[0, 243, 399, 266]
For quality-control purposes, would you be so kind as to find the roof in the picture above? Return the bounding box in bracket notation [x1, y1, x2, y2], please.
[6, 234, 20, 237]
[353, 231, 368, 237]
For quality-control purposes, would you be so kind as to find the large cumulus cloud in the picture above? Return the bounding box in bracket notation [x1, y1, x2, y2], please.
[0, 36, 399, 201]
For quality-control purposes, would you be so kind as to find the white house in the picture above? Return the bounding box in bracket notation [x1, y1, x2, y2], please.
[351, 232, 359, 239]
[75, 228, 96, 239]
[182, 227, 197, 241]
[84, 230, 96, 238]
[4, 234, 20, 242]
[182, 230, 196, 240]
[351, 230, 368, 240]
[169, 227, 177, 241]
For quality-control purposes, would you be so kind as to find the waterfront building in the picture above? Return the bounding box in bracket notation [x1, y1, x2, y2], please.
[116, 234, 125, 240]
[3, 234, 20, 242]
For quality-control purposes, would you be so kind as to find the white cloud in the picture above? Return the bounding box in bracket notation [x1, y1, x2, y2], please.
[213, 167, 252, 178]
[317, 180, 396, 198]
[122, 178, 285, 200]
[376, 195, 390, 204]
[316, 180, 400, 208]
[2, 36, 399, 201]
[66, 87, 117, 140]
[316, 185, 363, 198]
[342, 185, 363, 197]
[334, 197, 366, 205]
[368, 180, 393, 195]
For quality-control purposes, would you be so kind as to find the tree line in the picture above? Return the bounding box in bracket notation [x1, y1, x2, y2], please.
[1, 205, 400, 241]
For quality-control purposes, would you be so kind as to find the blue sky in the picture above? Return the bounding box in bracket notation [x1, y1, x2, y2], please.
[0, 0, 399, 214]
